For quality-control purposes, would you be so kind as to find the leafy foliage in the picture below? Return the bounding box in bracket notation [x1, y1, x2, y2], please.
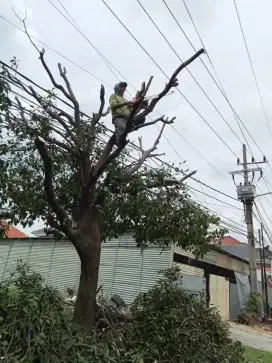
[0, 61, 224, 252]
[0, 262, 125, 363]
[0, 221, 8, 239]
[244, 293, 262, 316]
[123, 268, 249, 363]
[0, 77, 11, 113]
[1, 263, 256, 363]
[238, 293, 263, 324]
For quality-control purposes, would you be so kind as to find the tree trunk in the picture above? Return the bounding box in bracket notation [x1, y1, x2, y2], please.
[72, 213, 101, 329]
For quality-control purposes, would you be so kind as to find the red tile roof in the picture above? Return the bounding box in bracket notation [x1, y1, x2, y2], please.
[220, 235, 246, 246]
[0, 221, 28, 238]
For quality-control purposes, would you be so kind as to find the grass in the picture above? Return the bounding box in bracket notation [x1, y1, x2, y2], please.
[244, 346, 272, 362]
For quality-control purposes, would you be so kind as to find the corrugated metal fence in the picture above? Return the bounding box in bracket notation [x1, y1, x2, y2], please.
[0, 235, 173, 304]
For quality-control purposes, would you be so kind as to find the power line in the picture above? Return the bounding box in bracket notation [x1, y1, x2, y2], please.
[136, 0, 245, 148]
[165, 0, 268, 163]
[3, 83, 249, 234]
[0, 55, 237, 200]
[254, 201, 272, 246]
[44, 1, 203, 181]
[1, 8, 260, 238]
[0, 15, 113, 88]
[199, 205, 247, 237]
[101, 0, 239, 159]
[2, 73, 241, 209]
[46, 0, 135, 90]
[189, 185, 241, 210]
[176, 0, 272, 199]
[180, 0, 254, 156]
[0, 14, 192, 178]
[36, 2, 237, 190]
[134, 0, 240, 189]
[233, 0, 272, 141]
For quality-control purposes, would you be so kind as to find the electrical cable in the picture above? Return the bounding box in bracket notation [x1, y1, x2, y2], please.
[2, 92, 247, 236]
[233, 0, 272, 141]
[0, 15, 112, 88]
[2, 12, 236, 193]
[162, 0, 272, 197]
[0, 64, 239, 202]
[181, 0, 260, 164]
[5, 84, 239, 212]
[136, 0, 245, 148]
[46, 0, 135, 90]
[101, 0, 239, 159]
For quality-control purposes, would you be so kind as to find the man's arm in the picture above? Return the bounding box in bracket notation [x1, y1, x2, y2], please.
[109, 94, 134, 112]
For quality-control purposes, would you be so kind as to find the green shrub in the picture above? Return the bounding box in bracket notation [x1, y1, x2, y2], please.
[122, 268, 248, 363]
[244, 293, 262, 316]
[0, 263, 256, 363]
[0, 262, 121, 363]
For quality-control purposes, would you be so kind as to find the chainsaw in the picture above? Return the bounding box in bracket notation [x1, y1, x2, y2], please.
[132, 89, 175, 103]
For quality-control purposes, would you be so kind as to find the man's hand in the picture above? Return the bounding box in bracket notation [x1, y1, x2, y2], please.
[125, 101, 135, 108]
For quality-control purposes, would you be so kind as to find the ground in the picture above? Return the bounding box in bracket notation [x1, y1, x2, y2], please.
[229, 322, 272, 353]
[244, 346, 272, 362]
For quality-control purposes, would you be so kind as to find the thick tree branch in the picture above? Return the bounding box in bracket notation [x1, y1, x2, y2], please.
[86, 135, 126, 189]
[57, 110, 74, 125]
[34, 136, 78, 243]
[125, 77, 153, 133]
[140, 48, 205, 116]
[95, 85, 106, 121]
[131, 116, 175, 132]
[57, 63, 82, 137]
[90, 85, 109, 135]
[179, 170, 197, 183]
[38, 49, 73, 103]
[19, 20, 84, 146]
[14, 96, 27, 123]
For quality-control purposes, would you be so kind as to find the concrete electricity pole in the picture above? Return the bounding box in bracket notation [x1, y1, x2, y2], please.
[230, 144, 267, 294]
[260, 223, 269, 315]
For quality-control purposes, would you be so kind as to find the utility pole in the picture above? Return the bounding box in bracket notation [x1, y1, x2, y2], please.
[261, 223, 269, 316]
[230, 144, 267, 294]
[259, 228, 265, 314]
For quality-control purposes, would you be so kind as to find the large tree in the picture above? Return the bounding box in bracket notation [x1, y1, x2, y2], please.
[0, 41, 224, 328]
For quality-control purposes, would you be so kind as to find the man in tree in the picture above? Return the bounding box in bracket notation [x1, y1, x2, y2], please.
[109, 81, 147, 145]
[109, 81, 131, 145]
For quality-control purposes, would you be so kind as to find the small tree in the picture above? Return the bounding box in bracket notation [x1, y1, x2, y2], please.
[0, 28, 224, 328]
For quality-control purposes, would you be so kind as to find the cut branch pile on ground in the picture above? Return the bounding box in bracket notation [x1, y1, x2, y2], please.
[0, 263, 255, 363]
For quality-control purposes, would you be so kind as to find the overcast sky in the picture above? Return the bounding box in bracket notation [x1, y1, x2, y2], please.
[1, 0, 272, 244]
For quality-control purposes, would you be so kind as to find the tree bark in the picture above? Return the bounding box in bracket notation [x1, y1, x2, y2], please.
[72, 212, 101, 329]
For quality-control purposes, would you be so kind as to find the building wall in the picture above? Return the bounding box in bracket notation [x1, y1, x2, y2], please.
[175, 246, 249, 275]
[1, 236, 249, 317]
[210, 275, 230, 320]
[174, 262, 206, 302]
[0, 235, 173, 304]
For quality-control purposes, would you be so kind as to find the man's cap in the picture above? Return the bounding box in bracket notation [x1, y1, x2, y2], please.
[119, 81, 127, 87]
